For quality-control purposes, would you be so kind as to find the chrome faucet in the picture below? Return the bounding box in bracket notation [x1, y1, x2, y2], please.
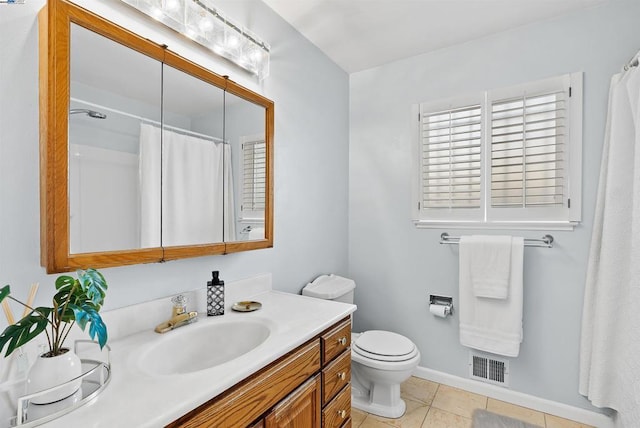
[154, 294, 198, 334]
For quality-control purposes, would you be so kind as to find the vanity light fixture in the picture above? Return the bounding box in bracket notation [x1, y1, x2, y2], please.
[120, 0, 270, 80]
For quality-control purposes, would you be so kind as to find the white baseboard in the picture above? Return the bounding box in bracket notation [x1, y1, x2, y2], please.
[413, 366, 613, 428]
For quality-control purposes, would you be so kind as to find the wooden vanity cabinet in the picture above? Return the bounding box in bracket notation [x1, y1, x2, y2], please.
[167, 317, 351, 428]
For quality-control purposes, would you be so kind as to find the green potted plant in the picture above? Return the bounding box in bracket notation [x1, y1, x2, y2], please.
[0, 268, 108, 403]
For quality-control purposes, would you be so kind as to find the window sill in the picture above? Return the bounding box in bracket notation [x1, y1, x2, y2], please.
[413, 220, 578, 231]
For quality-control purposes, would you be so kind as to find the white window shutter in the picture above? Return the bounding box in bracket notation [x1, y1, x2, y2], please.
[415, 94, 485, 222]
[422, 105, 482, 208]
[491, 91, 566, 208]
[487, 73, 581, 223]
[242, 139, 266, 214]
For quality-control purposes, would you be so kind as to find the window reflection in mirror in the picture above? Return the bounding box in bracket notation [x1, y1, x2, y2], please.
[69, 23, 162, 254]
[159, 64, 226, 246]
[224, 91, 267, 241]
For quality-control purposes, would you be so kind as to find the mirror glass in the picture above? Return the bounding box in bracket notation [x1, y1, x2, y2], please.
[67, 26, 252, 252]
[69, 23, 162, 254]
[225, 91, 266, 242]
[159, 64, 226, 246]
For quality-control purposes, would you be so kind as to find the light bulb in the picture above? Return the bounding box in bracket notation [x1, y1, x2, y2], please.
[164, 0, 180, 11]
[250, 49, 263, 62]
[199, 18, 213, 32]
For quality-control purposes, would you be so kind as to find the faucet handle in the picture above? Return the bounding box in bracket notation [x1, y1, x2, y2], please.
[171, 294, 188, 316]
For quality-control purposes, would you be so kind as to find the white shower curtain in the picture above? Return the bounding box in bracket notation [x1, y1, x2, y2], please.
[579, 53, 640, 427]
[139, 124, 161, 248]
[139, 123, 235, 247]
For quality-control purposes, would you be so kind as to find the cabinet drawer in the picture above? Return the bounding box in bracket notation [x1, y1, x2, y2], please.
[322, 350, 350, 405]
[321, 318, 351, 365]
[322, 384, 351, 428]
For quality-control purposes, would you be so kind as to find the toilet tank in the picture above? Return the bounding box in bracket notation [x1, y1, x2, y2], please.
[302, 274, 356, 304]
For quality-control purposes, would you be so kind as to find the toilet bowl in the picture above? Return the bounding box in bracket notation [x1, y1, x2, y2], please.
[302, 275, 421, 418]
[350, 330, 421, 418]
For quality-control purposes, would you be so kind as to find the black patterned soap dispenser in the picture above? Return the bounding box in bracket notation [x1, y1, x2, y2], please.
[207, 271, 225, 316]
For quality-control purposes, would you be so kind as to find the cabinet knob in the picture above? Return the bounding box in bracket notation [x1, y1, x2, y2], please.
[337, 372, 346, 381]
[337, 337, 347, 346]
[337, 409, 347, 419]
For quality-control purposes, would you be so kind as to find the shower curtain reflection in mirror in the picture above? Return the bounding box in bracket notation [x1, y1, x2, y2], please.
[139, 123, 235, 248]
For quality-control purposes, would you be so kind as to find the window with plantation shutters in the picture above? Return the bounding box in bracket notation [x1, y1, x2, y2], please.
[241, 138, 266, 217]
[413, 72, 582, 229]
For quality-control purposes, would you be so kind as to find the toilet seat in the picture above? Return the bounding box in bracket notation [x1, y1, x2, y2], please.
[353, 330, 418, 362]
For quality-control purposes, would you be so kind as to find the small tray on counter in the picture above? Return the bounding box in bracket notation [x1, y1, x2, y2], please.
[231, 301, 262, 312]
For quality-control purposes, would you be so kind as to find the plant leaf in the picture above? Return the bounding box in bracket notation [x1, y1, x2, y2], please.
[53, 289, 78, 323]
[0, 308, 51, 357]
[70, 303, 108, 349]
[53, 277, 83, 323]
[77, 269, 107, 306]
[0, 285, 10, 303]
[54, 275, 75, 291]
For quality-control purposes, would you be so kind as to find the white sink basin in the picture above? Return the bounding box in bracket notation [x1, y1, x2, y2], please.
[139, 320, 271, 375]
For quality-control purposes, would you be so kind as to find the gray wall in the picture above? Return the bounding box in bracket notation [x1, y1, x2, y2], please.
[348, 0, 640, 411]
[0, 0, 348, 325]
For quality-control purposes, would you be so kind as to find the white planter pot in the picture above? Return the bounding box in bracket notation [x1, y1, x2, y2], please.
[26, 349, 82, 404]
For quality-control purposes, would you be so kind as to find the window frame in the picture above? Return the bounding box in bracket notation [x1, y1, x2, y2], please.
[412, 72, 582, 230]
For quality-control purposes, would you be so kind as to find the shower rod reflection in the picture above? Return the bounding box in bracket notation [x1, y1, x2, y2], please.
[71, 97, 225, 143]
[440, 232, 554, 248]
[69, 109, 107, 119]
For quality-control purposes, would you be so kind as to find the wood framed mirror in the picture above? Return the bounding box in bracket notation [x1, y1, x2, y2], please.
[39, 0, 273, 273]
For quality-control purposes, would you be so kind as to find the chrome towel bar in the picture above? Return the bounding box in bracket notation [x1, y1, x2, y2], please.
[439, 232, 554, 248]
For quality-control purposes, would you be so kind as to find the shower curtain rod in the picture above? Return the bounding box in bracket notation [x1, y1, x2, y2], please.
[439, 232, 554, 248]
[70, 97, 226, 143]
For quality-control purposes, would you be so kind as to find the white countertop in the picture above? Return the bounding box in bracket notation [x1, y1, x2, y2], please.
[5, 274, 356, 427]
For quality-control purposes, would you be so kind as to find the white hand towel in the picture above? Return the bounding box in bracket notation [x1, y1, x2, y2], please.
[459, 236, 524, 357]
[463, 235, 512, 299]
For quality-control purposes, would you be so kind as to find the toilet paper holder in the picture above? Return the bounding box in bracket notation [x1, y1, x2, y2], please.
[429, 295, 453, 316]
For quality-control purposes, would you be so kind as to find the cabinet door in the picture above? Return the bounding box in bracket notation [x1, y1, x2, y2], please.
[265, 375, 321, 428]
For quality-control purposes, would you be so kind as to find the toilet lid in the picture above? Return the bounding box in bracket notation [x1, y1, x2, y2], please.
[353, 330, 416, 360]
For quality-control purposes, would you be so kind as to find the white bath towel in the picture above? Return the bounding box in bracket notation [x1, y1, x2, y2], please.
[463, 235, 513, 299]
[459, 236, 524, 357]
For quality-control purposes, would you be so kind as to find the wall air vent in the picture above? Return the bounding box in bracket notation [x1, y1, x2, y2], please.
[469, 351, 509, 387]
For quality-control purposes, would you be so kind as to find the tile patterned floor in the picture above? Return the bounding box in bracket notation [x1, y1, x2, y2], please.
[351, 377, 594, 428]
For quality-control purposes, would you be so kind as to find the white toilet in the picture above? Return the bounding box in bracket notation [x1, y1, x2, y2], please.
[302, 274, 421, 419]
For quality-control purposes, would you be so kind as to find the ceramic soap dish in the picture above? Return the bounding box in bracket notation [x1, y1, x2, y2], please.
[231, 301, 262, 312]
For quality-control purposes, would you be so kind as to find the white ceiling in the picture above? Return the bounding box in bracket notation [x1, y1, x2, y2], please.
[261, 0, 607, 73]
